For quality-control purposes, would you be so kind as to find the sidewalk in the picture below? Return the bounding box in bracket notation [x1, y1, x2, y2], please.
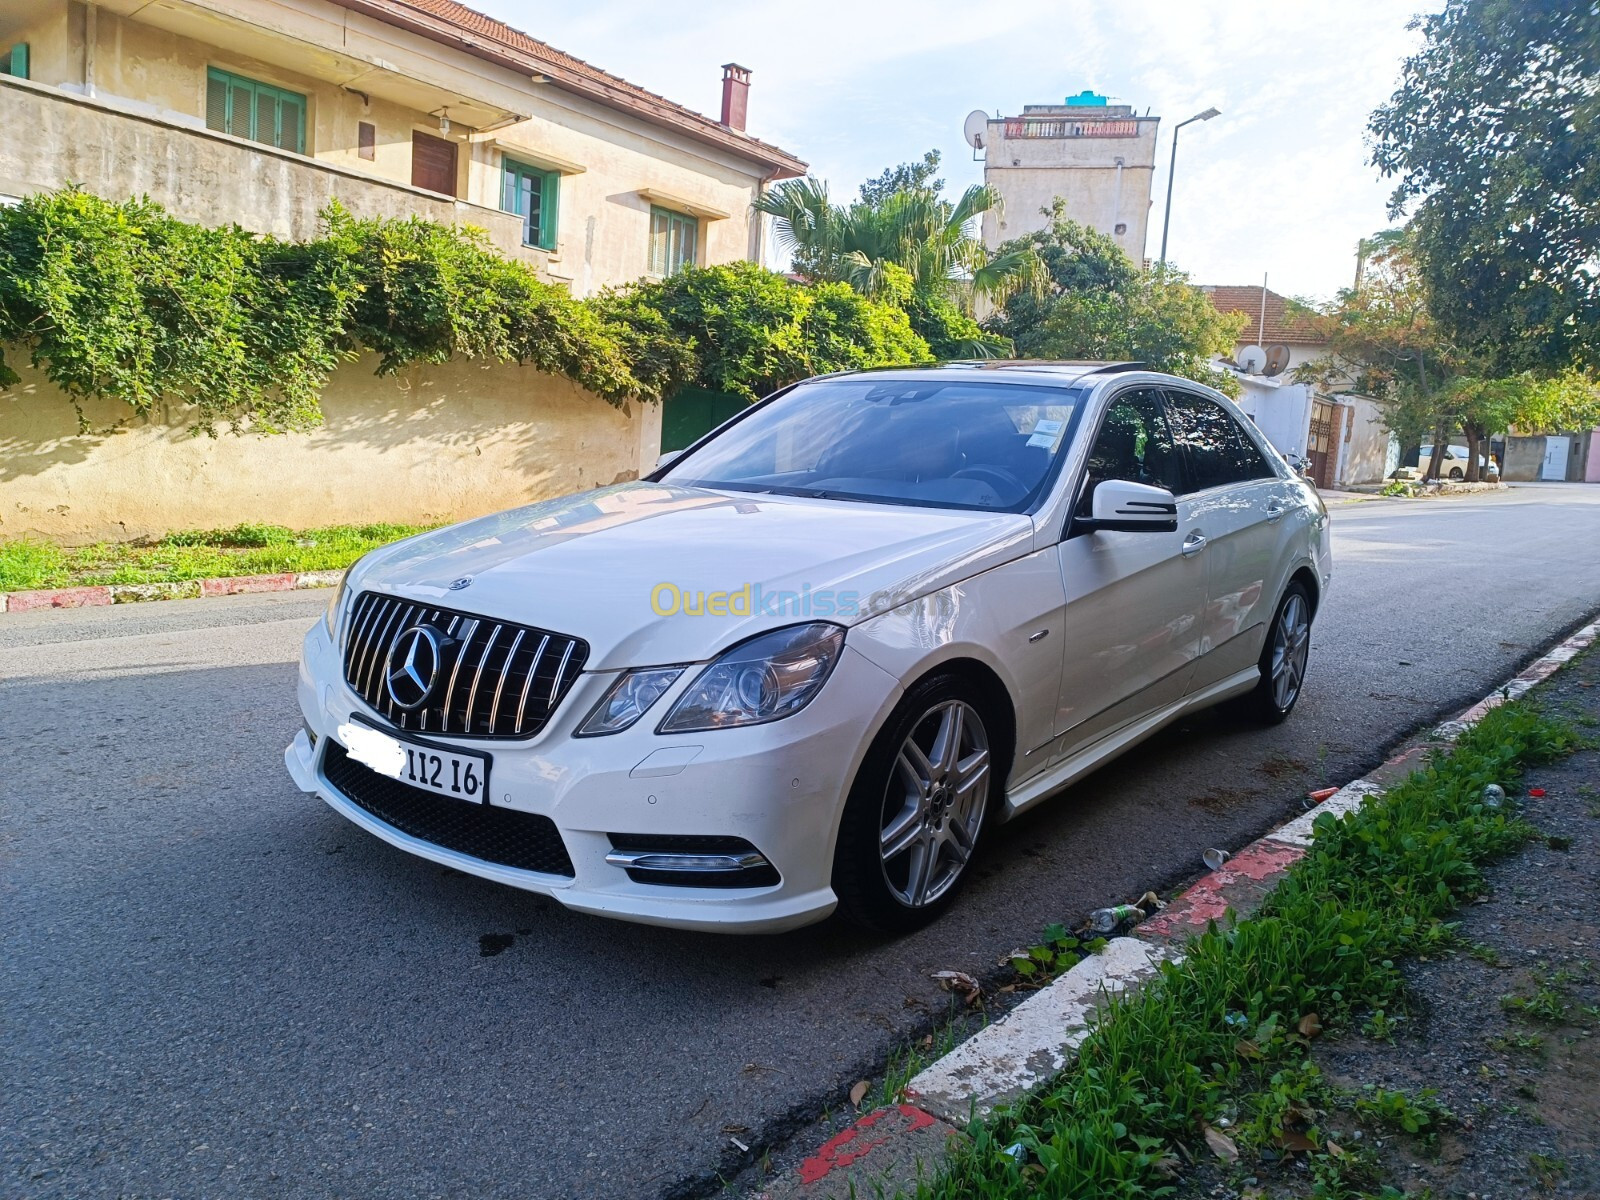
[1286, 659, 1599, 1198]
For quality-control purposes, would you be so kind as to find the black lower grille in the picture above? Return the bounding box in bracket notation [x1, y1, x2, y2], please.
[324, 741, 575, 877]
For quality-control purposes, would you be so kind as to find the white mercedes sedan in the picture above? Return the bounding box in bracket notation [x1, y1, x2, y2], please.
[285, 363, 1331, 934]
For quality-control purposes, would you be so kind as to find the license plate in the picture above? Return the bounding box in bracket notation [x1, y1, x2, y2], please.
[337, 719, 491, 804]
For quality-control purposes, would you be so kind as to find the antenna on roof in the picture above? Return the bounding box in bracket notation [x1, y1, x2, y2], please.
[1263, 345, 1292, 377]
[1237, 345, 1267, 374]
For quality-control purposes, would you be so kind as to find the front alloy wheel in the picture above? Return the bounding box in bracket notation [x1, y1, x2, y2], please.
[879, 700, 990, 909]
[833, 678, 997, 932]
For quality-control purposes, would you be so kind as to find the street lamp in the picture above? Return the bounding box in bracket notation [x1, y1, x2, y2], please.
[1157, 106, 1220, 270]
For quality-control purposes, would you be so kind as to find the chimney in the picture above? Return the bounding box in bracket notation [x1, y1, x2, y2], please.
[720, 63, 751, 131]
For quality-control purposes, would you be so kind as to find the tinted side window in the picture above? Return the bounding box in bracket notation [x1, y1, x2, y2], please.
[1166, 393, 1274, 492]
[1075, 388, 1185, 517]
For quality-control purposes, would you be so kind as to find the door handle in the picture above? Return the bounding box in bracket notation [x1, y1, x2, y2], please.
[1181, 532, 1208, 557]
[1265, 503, 1287, 523]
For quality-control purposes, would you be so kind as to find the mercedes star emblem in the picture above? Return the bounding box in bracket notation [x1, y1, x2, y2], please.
[384, 625, 445, 711]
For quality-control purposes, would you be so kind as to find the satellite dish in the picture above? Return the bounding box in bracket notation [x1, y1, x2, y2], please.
[1237, 344, 1267, 374]
[962, 109, 990, 150]
[1263, 344, 1292, 377]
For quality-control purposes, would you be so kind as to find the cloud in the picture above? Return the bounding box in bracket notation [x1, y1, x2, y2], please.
[482, 0, 1425, 298]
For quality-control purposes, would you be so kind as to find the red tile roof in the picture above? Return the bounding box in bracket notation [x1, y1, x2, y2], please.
[1201, 285, 1329, 346]
[326, 0, 806, 178]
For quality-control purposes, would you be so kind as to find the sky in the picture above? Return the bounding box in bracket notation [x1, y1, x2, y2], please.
[474, 0, 1428, 305]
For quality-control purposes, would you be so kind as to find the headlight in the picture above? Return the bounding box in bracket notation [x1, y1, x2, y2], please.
[323, 562, 356, 637]
[658, 623, 844, 734]
[574, 666, 685, 737]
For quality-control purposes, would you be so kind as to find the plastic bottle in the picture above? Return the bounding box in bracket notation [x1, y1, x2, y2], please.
[1482, 783, 1506, 809]
[1087, 904, 1145, 933]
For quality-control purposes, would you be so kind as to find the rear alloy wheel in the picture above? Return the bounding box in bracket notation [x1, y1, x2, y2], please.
[1234, 582, 1313, 726]
[833, 679, 994, 932]
[1449, 467, 1464, 480]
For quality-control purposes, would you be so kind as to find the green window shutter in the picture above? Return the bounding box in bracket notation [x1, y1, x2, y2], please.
[3, 44, 29, 79]
[206, 67, 306, 153]
[205, 72, 228, 132]
[501, 158, 560, 251]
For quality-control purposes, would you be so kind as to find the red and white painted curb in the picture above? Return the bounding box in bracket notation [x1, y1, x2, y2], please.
[761, 616, 1600, 1198]
[0, 569, 344, 613]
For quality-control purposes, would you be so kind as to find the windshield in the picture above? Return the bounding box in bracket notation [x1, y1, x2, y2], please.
[659, 377, 1083, 512]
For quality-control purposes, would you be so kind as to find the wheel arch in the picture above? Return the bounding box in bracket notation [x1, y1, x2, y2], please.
[896, 656, 1018, 791]
[1288, 564, 1322, 617]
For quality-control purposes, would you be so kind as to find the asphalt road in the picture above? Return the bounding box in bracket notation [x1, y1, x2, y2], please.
[5, 483, 1599, 1200]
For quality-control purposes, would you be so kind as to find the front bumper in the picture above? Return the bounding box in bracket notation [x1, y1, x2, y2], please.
[285, 619, 903, 933]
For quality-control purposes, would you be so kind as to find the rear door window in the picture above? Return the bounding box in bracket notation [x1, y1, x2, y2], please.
[1165, 392, 1276, 493]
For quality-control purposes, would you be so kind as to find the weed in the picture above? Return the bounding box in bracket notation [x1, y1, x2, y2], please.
[1501, 986, 1570, 1024]
[1361, 1009, 1404, 1042]
[0, 523, 435, 590]
[1464, 941, 1503, 967]
[1529, 1152, 1567, 1189]
[1351, 1085, 1452, 1138]
[1486, 1031, 1545, 1054]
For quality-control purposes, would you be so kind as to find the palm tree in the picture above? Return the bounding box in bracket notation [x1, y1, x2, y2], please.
[754, 177, 1041, 313]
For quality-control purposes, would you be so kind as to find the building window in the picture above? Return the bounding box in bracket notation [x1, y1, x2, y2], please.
[649, 206, 698, 275]
[501, 158, 559, 251]
[2, 44, 28, 78]
[357, 121, 375, 161]
[206, 67, 305, 153]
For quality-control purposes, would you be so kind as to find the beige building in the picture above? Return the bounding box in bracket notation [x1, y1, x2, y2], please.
[976, 91, 1159, 262]
[0, 0, 805, 296]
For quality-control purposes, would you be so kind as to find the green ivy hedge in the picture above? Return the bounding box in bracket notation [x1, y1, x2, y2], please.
[0, 190, 938, 434]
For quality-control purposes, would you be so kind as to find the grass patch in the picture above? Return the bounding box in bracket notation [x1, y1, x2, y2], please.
[913, 699, 1581, 1200]
[0, 523, 433, 590]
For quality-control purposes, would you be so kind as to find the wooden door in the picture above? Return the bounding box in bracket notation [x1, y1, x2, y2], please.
[1306, 398, 1338, 488]
[411, 131, 457, 196]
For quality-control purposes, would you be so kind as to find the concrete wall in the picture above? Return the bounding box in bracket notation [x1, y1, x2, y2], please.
[0, 0, 772, 294]
[1231, 377, 1313, 461]
[0, 75, 534, 262]
[0, 357, 662, 544]
[1503, 433, 1592, 483]
[1336, 394, 1397, 486]
[981, 108, 1158, 261]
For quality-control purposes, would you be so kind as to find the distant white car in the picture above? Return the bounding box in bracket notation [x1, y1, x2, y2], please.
[285, 364, 1333, 934]
[1419, 444, 1496, 480]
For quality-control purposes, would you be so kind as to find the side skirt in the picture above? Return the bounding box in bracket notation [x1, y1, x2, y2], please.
[1002, 667, 1262, 819]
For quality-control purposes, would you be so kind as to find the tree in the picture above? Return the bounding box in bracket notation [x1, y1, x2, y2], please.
[593, 261, 932, 401]
[753, 175, 1042, 317]
[858, 150, 943, 208]
[1370, 0, 1600, 375]
[984, 206, 1247, 394]
[1297, 231, 1600, 480]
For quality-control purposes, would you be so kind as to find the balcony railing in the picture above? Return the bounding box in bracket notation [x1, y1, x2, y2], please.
[1003, 118, 1140, 139]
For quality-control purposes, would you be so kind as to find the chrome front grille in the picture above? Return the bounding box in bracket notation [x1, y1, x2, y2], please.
[340, 592, 588, 739]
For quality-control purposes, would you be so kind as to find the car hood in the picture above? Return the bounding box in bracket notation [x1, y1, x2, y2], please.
[350, 483, 1035, 669]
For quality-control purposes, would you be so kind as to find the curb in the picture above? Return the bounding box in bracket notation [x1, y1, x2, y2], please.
[0, 568, 344, 614]
[758, 616, 1600, 1199]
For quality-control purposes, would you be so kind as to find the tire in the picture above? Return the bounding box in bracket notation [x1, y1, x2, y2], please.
[832, 675, 999, 934]
[1449, 467, 1464, 480]
[1233, 581, 1314, 726]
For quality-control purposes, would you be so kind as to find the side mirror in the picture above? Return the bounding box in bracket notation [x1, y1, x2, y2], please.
[1077, 479, 1178, 534]
[655, 450, 685, 471]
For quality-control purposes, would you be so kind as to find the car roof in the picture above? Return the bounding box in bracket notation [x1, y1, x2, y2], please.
[809, 361, 1150, 388]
